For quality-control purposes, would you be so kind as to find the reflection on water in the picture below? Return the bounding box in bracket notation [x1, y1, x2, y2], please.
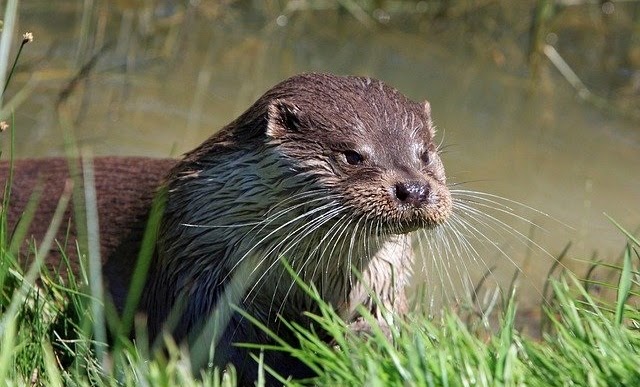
[6, 1, 640, 307]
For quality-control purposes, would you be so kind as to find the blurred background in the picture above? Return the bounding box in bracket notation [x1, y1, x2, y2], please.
[2, 0, 639, 317]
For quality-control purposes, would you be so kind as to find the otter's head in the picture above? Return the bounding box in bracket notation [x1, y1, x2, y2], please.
[260, 73, 452, 235]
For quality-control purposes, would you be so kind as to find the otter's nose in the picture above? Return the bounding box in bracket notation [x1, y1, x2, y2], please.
[394, 181, 430, 207]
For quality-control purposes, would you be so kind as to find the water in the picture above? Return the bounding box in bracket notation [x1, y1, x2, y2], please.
[7, 1, 640, 307]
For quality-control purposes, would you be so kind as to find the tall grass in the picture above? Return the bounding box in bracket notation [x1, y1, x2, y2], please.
[1, 3, 639, 386]
[230, 242, 639, 386]
[1, 196, 638, 386]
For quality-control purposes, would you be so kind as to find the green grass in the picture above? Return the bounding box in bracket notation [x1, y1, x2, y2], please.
[1, 3, 639, 384]
[240, 252, 640, 386]
[0, 190, 638, 386]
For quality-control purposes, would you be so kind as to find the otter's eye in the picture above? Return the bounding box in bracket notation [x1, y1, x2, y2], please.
[420, 150, 430, 164]
[343, 150, 364, 165]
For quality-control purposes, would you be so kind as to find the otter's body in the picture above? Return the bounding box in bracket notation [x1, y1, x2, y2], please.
[1, 157, 174, 274]
[1, 73, 452, 384]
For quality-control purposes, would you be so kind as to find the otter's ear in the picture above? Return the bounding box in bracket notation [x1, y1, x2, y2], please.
[267, 99, 302, 138]
[423, 100, 435, 134]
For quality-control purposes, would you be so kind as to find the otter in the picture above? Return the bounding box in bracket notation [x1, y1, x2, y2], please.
[1, 73, 452, 384]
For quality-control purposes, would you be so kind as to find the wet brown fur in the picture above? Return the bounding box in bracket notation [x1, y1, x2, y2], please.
[1, 73, 452, 385]
[1, 157, 175, 274]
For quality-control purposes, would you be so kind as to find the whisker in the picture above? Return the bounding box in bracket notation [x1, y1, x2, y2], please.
[247, 204, 344, 304]
[451, 189, 573, 229]
[452, 200, 561, 266]
[221, 197, 343, 283]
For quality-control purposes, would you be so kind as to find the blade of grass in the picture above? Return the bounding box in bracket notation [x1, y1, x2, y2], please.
[0, 76, 38, 121]
[0, 0, 18, 107]
[119, 188, 166, 338]
[615, 245, 633, 325]
[81, 151, 107, 370]
[1, 113, 16, 221]
[41, 342, 63, 387]
[35, 179, 72, 261]
[495, 289, 517, 384]
[605, 213, 640, 247]
[0, 314, 16, 382]
[8, 180, 42, 255]
[188, 259, 254, 373]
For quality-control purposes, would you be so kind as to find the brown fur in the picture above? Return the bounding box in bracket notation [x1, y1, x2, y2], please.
[0, 157, 175, 274]
[1, 73, 452, 385]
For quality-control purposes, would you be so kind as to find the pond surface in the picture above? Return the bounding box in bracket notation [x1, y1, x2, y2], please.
[6, 1, 640, 310]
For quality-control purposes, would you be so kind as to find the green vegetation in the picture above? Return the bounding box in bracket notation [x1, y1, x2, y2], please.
[0, 197, 638, 385]
[1, 1, 639, 386]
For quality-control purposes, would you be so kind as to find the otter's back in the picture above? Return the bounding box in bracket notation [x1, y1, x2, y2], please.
[0, 157, 175, 276]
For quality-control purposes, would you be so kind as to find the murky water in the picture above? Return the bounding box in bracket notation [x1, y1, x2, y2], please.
[6, 1, 640, 308]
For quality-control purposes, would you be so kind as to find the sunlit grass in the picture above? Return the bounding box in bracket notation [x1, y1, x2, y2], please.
[235, 244, 640, 386]
[1, 204, 638, 386]
[1, 1, 639, 385]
